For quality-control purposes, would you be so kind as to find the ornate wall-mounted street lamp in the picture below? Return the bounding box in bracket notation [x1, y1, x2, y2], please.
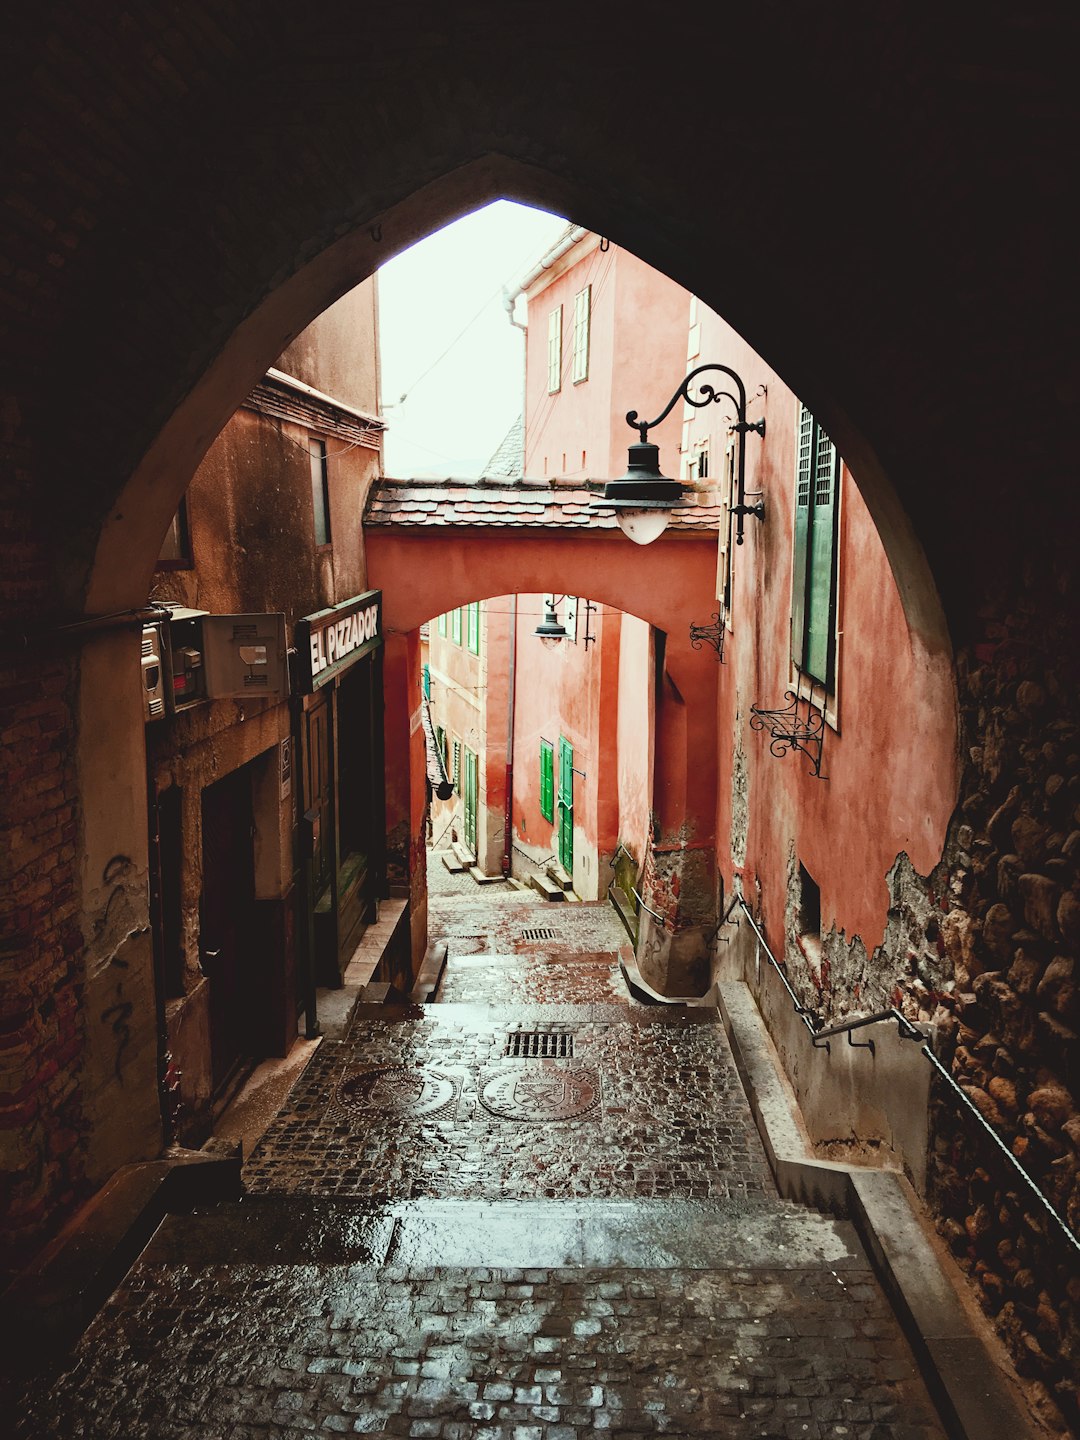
[592, 362, 766, 545]
[534, 595, 569, 647]
[533, 595, 599, 649]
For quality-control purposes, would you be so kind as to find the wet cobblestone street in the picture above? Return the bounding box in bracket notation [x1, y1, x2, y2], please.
[9, 886, 949, 1439]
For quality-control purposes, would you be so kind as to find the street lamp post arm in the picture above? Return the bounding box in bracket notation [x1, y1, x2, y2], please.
[626, 362, 750, 444]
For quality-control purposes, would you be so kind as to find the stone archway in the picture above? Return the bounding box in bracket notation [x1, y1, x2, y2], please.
[4, 23, 1076, 1406]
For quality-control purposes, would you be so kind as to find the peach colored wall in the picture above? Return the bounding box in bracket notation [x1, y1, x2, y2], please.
[616, 613, 653, 866]
[368, 529, 722, 906]
[522, 240, 688, 482]
[511, 595, 615, 898]
[480, 601, 511, 874]
[276, 277, 380, 416]
[681, 307, 957, 973]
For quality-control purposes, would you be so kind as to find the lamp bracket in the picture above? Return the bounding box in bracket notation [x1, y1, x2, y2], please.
[689, 612, 726, 662]
[749, 690, 826, 779]
[731, 418, 766, 438]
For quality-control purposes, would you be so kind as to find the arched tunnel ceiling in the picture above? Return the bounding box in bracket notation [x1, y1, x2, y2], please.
[2, 4, 1077, 633]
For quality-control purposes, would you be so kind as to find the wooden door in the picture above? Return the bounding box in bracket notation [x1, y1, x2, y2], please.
[200, 766, 256, 1096]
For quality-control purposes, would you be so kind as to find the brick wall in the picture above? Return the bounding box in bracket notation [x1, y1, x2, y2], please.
[0, 648, 85, 1275]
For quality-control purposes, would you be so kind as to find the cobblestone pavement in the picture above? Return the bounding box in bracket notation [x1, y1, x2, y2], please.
[8, 890, 949, 1438]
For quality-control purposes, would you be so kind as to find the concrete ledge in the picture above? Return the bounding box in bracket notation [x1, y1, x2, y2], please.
[411, 940, 448, 1003]
[716, 980, 1037, 1440]
[0, 1142, 242, 1365]
[619, 947, 719, 1008]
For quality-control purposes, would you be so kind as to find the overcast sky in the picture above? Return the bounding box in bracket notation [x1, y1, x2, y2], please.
[377, 201, 569, 478]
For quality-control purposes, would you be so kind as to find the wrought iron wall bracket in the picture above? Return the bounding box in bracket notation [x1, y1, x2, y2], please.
[749, 690, 826, 779]
[689, 612, 726, 661]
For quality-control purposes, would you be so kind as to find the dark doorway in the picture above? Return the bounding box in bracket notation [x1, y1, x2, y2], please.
[200, 765, 257, 1101]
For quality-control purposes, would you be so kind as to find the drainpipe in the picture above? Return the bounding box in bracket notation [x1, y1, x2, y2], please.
[502, 286, 528, 878]
[503, 594, 517, 877]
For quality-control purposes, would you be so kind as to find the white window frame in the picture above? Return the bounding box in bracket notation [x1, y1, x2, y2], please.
[572, 285, 590, 384]
[547, 306, 562, 394]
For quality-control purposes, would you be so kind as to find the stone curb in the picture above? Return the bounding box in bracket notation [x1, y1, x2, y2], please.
[716, 979, 1038, 1440]
[0, 1142, 242, 1367]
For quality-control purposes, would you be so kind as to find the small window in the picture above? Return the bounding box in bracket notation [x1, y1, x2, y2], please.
[309, 438, 331, 547]
[572, 285, 590, 383]
[157, 496, 192, 569]
[547, 306, 562, 393]
[694, 445, 709, 480]
[437, 612, 447, 637]
[798, 863, 821, 941]
[539, 739, 554, 822]
[451, 608, 462, 645]
[467, 601, 480, 655]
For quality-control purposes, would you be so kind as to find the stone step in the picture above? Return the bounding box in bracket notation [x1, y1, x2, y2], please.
[143, 1194, 855, 1271]
[546, 861, 573, 891]
[528, 872, 565, 901]
[440, 850, 466, 874]
[468, 865, 506, 884]
[360, 980, 412, 1005]
[450, 840, 475, 869]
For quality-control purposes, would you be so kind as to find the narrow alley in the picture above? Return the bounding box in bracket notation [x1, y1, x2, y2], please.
[10, 870, 948, 1439]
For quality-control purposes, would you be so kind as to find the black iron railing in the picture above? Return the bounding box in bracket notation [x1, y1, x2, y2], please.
[729, 894, 1080, 1261]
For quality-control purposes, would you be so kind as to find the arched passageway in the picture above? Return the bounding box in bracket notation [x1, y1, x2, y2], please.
[2, 10, 1078, 1420]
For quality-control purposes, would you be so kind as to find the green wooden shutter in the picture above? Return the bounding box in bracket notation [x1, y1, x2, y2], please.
[805, 424, 838, 686]
[463, 748, 477, 852]
[791, 403, 814, 671]
[540, 739, 554, 822]
[791, 406, 839, 690]
[467, 601, 480, 655]
[451, 608, 462, 645]
[557, 736, 574, 873]
[422, 663, 431, 699]
[437, 612, 446, 637]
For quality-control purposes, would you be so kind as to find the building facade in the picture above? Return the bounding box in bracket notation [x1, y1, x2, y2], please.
[145, 283, 395, 1144]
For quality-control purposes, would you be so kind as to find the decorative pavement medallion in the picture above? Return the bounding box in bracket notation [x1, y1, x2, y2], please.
[332, 1065, 458, 1120]
[477, 1061, 600, 1122]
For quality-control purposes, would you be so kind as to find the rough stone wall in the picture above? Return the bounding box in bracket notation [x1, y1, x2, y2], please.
[925, 578, 1080, 1436]
[0, 650, 84, 1275]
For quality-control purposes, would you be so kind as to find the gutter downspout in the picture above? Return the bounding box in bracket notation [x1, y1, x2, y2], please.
[500, 288, 528, 878]
[503, 595, 517, 877]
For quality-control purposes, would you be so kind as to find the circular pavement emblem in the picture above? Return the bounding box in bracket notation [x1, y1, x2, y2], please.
[478, 1061, 599, 1122]
[337, 1066, 457, 1118]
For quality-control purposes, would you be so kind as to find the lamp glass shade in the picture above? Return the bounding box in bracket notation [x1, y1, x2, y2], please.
[615, 507, 672, 545]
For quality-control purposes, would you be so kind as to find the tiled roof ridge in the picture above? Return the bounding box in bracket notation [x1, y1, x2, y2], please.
[363, 475, 721, 533]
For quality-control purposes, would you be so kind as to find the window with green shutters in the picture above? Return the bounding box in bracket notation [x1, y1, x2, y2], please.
[451, 607, 462, 645]
[467, 601, 480, 655]
[557, 736, 574, 874]
[437, 612, 446, 637]
[539, 739, 554, 822]
[791, 403, 840, 690]
[462, 747, 478, 853]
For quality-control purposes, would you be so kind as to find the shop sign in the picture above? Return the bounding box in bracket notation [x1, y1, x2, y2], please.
[296, 590, 382, 692]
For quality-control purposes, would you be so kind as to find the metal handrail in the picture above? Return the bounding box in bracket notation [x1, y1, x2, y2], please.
[731, 895, 1080, 1261]
[632, 887, 666, 928]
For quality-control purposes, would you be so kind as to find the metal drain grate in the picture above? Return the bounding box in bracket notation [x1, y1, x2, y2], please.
[505, 1031, 574, 1059]
[521, 927, 557, 941]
